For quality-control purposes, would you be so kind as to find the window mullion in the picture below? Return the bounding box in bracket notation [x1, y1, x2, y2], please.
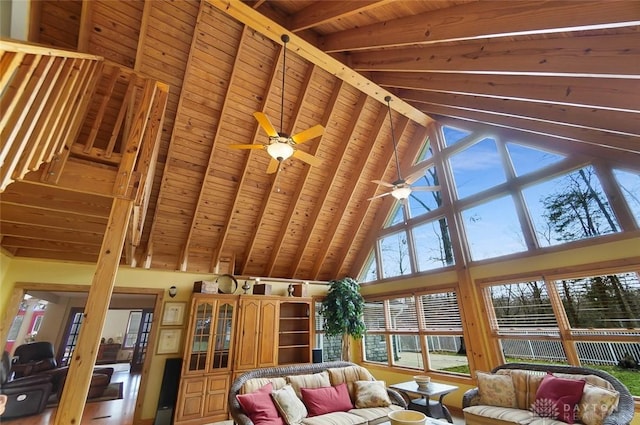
[546, 279, 580, 365]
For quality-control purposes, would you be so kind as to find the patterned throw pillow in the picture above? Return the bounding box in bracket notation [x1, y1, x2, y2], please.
[271, 384, 308, 424]
[354, 380, 391, 408]
[577, 383, 620, 425]
[476, 371, 517, 408]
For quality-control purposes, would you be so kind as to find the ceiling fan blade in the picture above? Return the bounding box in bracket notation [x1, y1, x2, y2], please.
[291, 124, 324, 144]
[293, 149, 321, 167]
[253, 112, 279, 138]
[367, 192, 392, 201]
[412, 185, 441, 192]
[266, 158, 280, 174]
[371, 179, 395, 188]
[229, 144, 265, 150]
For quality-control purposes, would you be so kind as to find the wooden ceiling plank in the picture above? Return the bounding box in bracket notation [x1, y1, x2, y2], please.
[351, 33, 640, 77]
[181, 25, 252, 272]
[320, 1, 640, 52]
[289, 1, 391, 32]
[314, 105, 397, 279]
[141, 0, 219, 270]
[11, 248, 97, 263]
[1, 236, 102, 253]
[374, 72, 640, 113]
[412, 101, 639, 154]
[1, 185, 111, 218]
[345, 125, 430, 278]
[83, 66, 121, 153]
[207, 0, 431, 126]
[302, 92, 371, 279]
[266, 69, 341, 277]
[0, 222, 104, 244]
[398, 89, 640, 138]
[0, 204, 108, 233]
[215, 39, 285, 275]
[240, 57, 319, 276]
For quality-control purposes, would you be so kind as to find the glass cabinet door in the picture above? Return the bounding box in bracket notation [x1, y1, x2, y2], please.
[210, 302, 234, 371]
[189, 301, 213, 371]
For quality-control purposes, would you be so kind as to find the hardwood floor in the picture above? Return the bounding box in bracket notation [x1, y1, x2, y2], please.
[9, 365, 140, 425]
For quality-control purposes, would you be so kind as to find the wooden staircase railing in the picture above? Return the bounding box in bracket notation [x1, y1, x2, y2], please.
[0, 40, 104, 191]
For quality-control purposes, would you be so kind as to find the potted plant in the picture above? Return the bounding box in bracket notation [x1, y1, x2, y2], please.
[318, 277, 366, 361]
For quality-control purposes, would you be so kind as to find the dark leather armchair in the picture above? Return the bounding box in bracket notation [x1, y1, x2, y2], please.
[0, 351, 54, 420]
[11, 342, 57, 378]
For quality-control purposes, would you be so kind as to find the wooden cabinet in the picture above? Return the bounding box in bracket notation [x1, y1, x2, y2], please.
[175, 294, 312, 424]
[175, 295, 237, 425]
[235, 297, 278, 371]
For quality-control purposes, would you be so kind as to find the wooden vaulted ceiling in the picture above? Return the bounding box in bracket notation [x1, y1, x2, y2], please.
[1, 0, 638, 281]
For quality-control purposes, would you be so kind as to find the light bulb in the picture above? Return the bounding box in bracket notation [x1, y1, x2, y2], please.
[391, 187, 412, 200]
[266, 142, 294, 161]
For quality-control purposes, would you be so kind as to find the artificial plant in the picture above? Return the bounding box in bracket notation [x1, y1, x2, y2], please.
[319, 277, 366, 361]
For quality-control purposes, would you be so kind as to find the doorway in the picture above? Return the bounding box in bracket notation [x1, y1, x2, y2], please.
[2, 283, 162, 423]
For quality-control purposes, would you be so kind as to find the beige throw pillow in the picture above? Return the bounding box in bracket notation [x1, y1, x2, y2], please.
[354, 380, 391, 408]
[271, 384, 308, 424]
[476, 371, 517, 408]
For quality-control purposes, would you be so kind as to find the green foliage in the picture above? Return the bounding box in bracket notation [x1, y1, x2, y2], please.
[319, 277, 366, 339]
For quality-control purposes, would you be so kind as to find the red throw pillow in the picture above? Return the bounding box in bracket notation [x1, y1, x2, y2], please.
[236, 382, 285, 425]
[534, 373, 585, 424]
[301, 383, 354, 416]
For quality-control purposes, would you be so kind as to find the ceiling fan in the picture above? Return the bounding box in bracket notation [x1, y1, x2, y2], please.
[230, 34, 324, 174]
[369, 96, 440, 202]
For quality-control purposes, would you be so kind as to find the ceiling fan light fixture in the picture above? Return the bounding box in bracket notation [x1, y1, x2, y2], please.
[391, 186, 412, 200]
[267, 142, 294, 161]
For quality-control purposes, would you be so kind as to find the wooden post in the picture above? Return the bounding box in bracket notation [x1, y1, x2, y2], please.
[53, 197, 133, 425]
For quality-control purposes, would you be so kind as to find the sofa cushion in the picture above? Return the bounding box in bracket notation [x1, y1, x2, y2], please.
[476, 371, 517, 408]
[464, 405, 537, 425]
[300, 411, 367, 425]
[327, 365, 374, 401]
[272, 384, 309, 424]
[533, 374, 585, 424]
[354, 380, 391, 408]
[287, 371, 331, 398]
[552, 373, 615, 392]
[242, 377, 287, 394]
[236, 382, 285, 425]
[349, 404, 403, 424]
[577, 382, 620, 425]
[301, 383, 353, 416]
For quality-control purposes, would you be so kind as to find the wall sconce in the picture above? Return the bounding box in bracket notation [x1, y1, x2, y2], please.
[168, 285, 178, 298]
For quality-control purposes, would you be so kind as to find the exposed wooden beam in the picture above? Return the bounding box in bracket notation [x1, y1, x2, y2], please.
[350, 33, 640, 77]
[77, 0, 95, 52]
[373, 72, 640, 113]
[320, 1, 640, 52]
[413, 101, 639, 154]
[398, 89, 640, 137]
[53, 197, 133, 425]
[207, 0, 431, 126]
